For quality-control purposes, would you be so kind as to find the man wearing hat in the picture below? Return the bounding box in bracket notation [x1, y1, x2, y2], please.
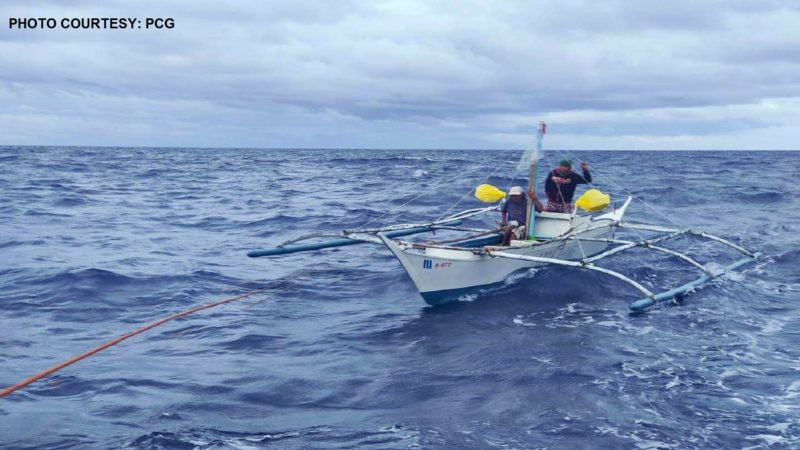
[500, 186, 543, 245]
[544, 159, 592, 213]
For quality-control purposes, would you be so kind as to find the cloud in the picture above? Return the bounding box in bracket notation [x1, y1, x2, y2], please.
[0, 0, 798, 149]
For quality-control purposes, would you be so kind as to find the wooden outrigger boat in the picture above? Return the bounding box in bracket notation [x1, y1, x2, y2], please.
[248, 124, 757, 311]
[248, 198, 756, 311]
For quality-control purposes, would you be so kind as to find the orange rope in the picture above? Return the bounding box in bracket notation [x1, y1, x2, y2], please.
[0, 288, 268, 398]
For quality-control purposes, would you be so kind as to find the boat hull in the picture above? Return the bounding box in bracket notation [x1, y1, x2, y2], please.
[381, 220, 617, 305]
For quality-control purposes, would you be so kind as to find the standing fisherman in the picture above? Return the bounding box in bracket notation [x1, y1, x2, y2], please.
[544, 159, 592, 213]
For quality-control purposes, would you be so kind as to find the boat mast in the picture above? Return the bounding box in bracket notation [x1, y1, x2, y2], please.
[526, 122, 546, 240]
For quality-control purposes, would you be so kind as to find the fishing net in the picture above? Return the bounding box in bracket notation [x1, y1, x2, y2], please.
[515, 122, 545, 173]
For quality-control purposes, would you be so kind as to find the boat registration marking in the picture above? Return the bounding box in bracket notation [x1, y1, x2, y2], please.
[423, 259, 452, 269]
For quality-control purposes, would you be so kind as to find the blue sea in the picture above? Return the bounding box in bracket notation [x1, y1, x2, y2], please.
[1, 147, 798, 449]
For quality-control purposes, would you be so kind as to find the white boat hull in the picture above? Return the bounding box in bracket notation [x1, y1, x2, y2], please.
[380, 210, 624, 305]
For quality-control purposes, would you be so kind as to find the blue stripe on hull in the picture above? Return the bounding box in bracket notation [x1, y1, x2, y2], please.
[419, 281, 506, 306]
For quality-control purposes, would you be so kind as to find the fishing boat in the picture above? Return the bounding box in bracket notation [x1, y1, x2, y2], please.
[248, 123, 757, 311]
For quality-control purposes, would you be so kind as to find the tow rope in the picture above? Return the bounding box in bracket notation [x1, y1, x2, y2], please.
[0, 288, 269, 398]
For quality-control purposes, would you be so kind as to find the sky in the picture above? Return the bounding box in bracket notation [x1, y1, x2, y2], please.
[1, 0, 799, 150]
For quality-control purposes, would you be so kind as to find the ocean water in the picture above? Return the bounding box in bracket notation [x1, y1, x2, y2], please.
[0, 147, 798, 449]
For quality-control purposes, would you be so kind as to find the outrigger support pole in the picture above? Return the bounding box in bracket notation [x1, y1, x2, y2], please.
[487, 250, 657, 300]
[619, 223, 756, 258]
[628, 256, 757, 311]
[247, 224, 457, 257]
[249, 206, 501, 257]
[575, 236, 714, 275]
[490, 222, 758, 311]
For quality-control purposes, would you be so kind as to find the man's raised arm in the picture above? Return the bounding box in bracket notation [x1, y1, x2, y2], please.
[579, 161, 592, 183]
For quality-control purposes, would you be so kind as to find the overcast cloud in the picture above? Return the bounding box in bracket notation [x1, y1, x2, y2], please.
[1, 0, 798, 149]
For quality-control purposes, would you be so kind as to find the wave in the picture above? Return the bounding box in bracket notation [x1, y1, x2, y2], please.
[728, 191, 784, 203]
[128, 424, 419, 449]
[24, 208, 74, 217]
[37, 267, 137, 290]
[53, 196, 88, 207]
[0, 239, 46, 249]
[328, 155, 435, 164]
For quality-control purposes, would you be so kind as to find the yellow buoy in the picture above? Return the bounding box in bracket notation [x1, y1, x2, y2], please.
[475, 184, 506, 203]
[576, 189, 611, 212]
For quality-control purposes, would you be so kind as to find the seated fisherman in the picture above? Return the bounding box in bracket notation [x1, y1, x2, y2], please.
[544, 159, 592, 213]
[500, 186, 543, 246]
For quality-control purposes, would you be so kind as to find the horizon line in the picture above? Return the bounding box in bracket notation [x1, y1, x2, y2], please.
[1, 144, 799, 152]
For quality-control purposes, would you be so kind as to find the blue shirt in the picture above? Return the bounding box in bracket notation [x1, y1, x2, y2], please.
[501, 197, 528, 224]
